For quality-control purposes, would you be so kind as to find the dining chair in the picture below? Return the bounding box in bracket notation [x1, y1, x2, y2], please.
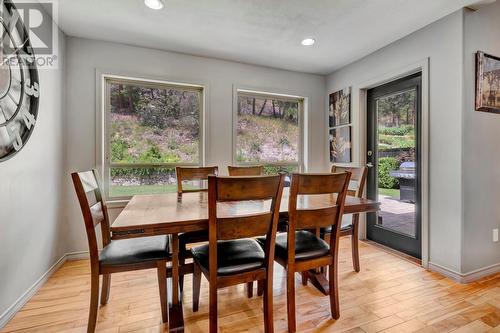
[176, 166, 218, 290]
[227, 165, 264, 176]
[228, 165, 267, 297]
[176, 166, 219, 197]
[268, 172, 351, 332]
[191, 174, 285, 333]
[324, 166, 367, 272]
[71, 170, 170, 333]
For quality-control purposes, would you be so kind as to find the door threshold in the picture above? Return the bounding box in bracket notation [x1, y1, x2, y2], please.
[363, 239, 422, 266]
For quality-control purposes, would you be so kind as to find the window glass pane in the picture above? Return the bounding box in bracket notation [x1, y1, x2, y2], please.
[236, 95, 299, 164]
[263, 165, 298, 175]
[110, 167, 177, 197]
[376, 88, 417, 237]
[263, 165, 297, 187]
[110, 166, 207, 197]
[109, 82, 200, 165]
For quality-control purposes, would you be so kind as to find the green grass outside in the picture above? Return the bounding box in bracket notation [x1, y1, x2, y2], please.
[110, 184, 178, 197]
[379, 188, 399, 199]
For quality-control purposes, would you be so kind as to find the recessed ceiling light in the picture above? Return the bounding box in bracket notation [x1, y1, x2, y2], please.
[145, 0, 164, 10]
[301, 38, 316, 46]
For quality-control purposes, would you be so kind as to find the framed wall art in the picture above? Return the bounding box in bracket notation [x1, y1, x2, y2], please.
[476, 51, 500, 113]
[329, 87, 352, 163]
[329, 87, 351, 126]
[329, 126, 352, 163]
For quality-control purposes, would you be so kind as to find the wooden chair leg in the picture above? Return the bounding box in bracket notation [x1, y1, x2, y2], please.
[87, 272, 100, 333]
[209, 284, 218, 333]
[192, 262, 201, 312]
[257, 279, 264, 296]
[263, 277, 274, 333]
[157, 261, 168, 324]
[286, 269, 296, 333]
[351, 218, 360, 272]
[246, 281, 254, 298]
[100, 274, 111, 305]
[301, 272, 308, 286]
[328, 264, 340, 320]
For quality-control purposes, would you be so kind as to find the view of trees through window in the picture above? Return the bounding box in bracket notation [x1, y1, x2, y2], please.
[377, 88, 416, 199]
[108, 79, 202, 197]
[236, 93, 301, 174]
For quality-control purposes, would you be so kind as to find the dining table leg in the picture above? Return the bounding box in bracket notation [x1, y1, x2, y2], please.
[305, 270, 329, 295]
[168, 233, 184, 332]
[304, 227, 330, 296]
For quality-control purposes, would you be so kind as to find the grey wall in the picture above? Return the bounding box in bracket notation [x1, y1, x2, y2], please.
[0, 30, 66, 320]
[462, 2, 500, 273]
[325, 11, 465, 272]
[63, 37, 327, 253]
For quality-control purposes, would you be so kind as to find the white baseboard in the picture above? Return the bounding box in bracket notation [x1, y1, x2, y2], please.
[461, 262, 500, 283]
[429, 261, 500, 283]
[0, 250, 90, 329]
[428, 262, 463, 282]
[0, 254, 67, 329]
[66, 250, 90, 260]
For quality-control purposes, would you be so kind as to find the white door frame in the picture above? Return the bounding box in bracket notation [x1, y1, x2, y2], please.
[354, 58, 430, 268]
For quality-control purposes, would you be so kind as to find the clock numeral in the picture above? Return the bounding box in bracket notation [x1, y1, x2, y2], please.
[20, 107, 36, 129]
[7, 124, 22, 151]
[22, 48, 36, 65]
[25, 80, 39, 98]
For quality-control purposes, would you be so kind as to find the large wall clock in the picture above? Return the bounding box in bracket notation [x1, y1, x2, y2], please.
[0, 0, 40, 162]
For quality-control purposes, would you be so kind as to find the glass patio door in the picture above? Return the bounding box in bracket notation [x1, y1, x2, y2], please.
[366, 73, 422, 259]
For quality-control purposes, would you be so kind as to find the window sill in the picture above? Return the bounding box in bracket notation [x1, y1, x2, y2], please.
[107, 200, 129, 209]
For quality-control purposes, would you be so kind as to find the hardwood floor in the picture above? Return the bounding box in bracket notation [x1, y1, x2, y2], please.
[3, 239, 500, 333]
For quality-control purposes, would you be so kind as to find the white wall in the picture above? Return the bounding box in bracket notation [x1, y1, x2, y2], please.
[462, 2, 500, 273]
[326, 11, 465, 273]
[63, 37, 327, 253]
[0, 31, 66, 322]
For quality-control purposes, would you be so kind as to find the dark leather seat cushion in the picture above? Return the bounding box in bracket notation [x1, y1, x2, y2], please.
[191, 239, 265, 276]
[277, 218, 288, 232]
[100, 235, 169, 266]
[271, 230, 330, 261]
[322, 220, 352, 236]
[179, 231, 208, 247]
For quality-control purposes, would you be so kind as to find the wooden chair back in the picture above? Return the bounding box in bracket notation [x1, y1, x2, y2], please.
[227, 165, 264, 176]
[71, 170, 111, 266]
[176, 166, 218, 195]
[208, 174, 285, 269]
[331, 165, 367, 197]
[288, 172, 351, 257]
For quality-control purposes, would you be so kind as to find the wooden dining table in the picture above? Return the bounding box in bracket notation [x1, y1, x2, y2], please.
[111, 188, 380, 332]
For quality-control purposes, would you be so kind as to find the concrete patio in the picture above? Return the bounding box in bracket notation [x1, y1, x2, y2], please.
[378, 194, 416, 236]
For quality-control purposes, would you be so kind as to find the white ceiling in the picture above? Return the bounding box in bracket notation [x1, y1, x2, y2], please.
[55, 0, 479, 74]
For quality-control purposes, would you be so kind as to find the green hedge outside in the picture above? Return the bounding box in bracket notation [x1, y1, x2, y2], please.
[378, 157, 400, 189]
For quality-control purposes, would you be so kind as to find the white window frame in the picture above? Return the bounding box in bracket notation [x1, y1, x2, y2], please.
[232, 88, 306, 172]
[98, 72, 207, 201]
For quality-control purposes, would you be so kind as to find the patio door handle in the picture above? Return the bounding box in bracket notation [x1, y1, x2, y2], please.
[366, 162, 374, 168]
